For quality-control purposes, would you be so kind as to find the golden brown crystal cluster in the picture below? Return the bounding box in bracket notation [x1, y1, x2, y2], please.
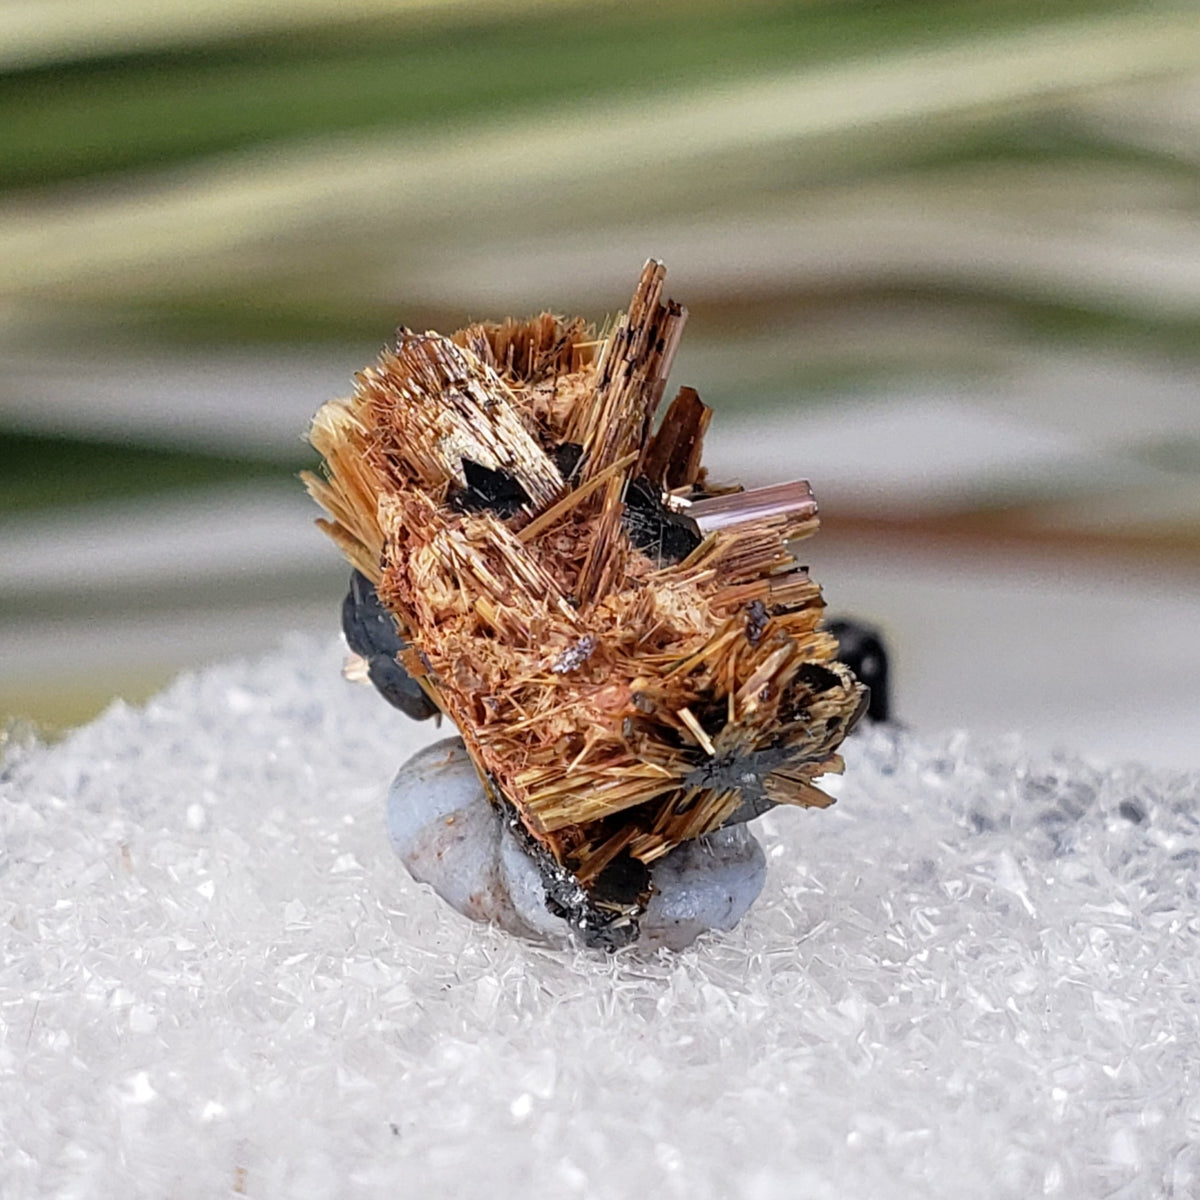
[305, 261, 865, 897]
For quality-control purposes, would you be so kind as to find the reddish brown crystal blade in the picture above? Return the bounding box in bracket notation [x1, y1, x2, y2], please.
[642, 386, 712, 490]
[567, 260, 687, 484]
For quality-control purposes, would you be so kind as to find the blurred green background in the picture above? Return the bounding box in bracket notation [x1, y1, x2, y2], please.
[2, 0, 1198, 764]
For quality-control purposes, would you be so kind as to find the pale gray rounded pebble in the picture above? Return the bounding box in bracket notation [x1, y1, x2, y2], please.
[386, 738, 527, 935]
[387, 736, 767, 948]
[640, 824, 767, 950]
[498, 827, 572, 942]
[385, 739, 481, 853]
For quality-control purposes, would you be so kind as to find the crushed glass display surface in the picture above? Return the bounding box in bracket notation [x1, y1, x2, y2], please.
[2, 636, 1198, 1199]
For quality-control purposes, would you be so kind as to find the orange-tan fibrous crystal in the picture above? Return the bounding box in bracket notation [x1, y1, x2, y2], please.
[305, 261, 865, 902]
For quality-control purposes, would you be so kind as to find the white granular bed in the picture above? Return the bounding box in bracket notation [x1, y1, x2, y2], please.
[2, 636, 1198, 1199]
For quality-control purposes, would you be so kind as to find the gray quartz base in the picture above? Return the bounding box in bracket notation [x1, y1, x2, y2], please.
[387, 737, 766, 949]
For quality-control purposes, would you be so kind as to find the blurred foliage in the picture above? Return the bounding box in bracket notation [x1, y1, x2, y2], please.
[0, 431, 302, 514]
[2, 0, 1199, 733]
[2, 0, 1198, 505]
[0, 0, 1132, 190]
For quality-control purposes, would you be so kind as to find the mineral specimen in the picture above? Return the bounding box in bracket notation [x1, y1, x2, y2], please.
[304, 260, 866, 946]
